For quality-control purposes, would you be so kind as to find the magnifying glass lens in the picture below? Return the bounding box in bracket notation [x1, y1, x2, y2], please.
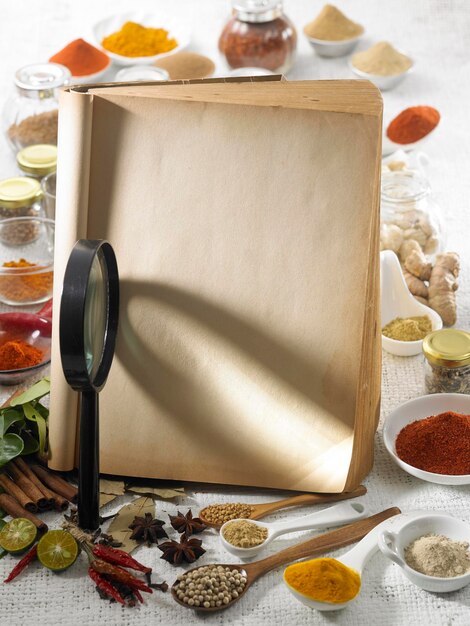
[84, 250, 108, 379]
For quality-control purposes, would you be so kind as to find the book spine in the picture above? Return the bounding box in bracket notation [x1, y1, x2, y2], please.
[48, 88, 95, 471]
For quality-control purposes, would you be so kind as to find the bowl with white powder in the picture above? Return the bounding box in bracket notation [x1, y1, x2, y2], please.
[378, 514, 470, 593]
[349, 41, 413, 91]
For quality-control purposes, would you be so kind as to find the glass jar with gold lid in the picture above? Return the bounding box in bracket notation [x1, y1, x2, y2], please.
[16, 144, 57, 180]
[423, 329, 470, 394]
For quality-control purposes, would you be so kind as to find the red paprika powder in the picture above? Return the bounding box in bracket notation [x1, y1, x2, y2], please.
[0, 339, 43, 370]
[387, 106, 440, 144]
[395, 411, 470, 475]
[49, 39, 109, 77]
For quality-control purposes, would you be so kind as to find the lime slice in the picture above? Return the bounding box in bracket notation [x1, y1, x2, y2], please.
[0, 519, 6, 560]
[37, 530, 78, 572]
[0, 518, 37, 554]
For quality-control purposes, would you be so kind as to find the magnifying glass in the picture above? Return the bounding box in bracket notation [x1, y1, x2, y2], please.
[60, 240, 119, 530]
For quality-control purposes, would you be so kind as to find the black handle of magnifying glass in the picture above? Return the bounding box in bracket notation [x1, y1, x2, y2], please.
[78, 389, 100, 531]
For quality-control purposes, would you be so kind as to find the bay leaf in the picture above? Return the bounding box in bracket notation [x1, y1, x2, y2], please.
[107, 497, 155, 553]
[99, 493, 117, 508]
[100, 478, 126, 496]
[125, 484, 185, 499]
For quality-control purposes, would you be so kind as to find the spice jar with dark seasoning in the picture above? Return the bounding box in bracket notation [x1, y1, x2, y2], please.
[423, 329, 470, 394]
[3, 63, 70, 153]
[219, 0, 297, 73]
[0, 177, 44, 245]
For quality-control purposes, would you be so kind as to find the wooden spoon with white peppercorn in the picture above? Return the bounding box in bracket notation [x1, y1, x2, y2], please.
[199, 485, 367, 529]
[172, 507, 400, 613]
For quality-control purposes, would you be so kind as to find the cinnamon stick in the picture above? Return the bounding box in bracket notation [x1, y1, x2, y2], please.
[30, 464, 78, 504]
[6, 462, 49, 510]
[0, 493, 47, 533]
[0, 473, 37, 513]
[13, 458, 58, 508]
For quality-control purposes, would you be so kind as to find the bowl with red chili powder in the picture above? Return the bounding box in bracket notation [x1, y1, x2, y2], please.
[0, 315, 51, 385]
[383, 105, 440, 156]
[384, 393, 470, 485]
[49, 38, 111, 83]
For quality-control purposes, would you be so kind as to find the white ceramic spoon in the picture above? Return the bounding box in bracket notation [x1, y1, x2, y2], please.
[380, 250, 442, 356]
[220, 501, 368, 558]
[283, 510, 432, 611]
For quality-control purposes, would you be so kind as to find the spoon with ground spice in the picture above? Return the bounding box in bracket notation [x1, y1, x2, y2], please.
[171, 507, 400, 613]
[283, 509, 429, 611]
[199, 484, 366, 529]
[220, 501, 368, 558]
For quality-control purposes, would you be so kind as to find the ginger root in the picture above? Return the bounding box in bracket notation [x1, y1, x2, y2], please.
[402, 268, 429, 299]
[428, 253, 460, 326]
[405, 249, 432, 281]
[380, 224, 403, 253]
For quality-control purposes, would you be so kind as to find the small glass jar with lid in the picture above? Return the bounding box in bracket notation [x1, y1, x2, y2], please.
[380, 170, 445, 259]
[0, 177, 44, 245]
[3, 63, 70, 152]
[219, 0, 297, 74]
[423, 329, 470, 394]
[16, 144, 57, 180]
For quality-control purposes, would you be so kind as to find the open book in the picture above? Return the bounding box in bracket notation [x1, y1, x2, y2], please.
[49, 78, 382, 493]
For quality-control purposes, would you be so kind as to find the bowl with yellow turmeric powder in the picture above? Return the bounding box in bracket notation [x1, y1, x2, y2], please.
[92, 11, 190, 66]
[0, 217, 54, 306]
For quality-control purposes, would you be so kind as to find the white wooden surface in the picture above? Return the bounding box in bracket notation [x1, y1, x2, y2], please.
[1, 1, 470, 625]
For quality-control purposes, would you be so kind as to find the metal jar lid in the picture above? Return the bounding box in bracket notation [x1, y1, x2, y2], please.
[14, 63, 71, 98]
[0, 177, 43, 209]
[232, 0, 283, 22]
[17, 144, 57, 177]
[423, 329, 470, 368]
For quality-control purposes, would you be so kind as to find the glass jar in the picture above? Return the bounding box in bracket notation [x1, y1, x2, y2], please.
[3, 63, 70, 152]
[219, 0, 297, 73]
[0, 177, 44, 245]
[423, 329, 470, 394]
[380, 170, 445, 259]
[17, 144, 57, 180]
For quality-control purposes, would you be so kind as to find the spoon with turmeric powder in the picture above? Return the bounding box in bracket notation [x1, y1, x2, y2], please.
[283, 509, 431, 611]
[171, 508, 400, 613]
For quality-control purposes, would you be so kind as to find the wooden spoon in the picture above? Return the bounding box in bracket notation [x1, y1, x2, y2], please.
[199, 484, 367, 529]
[172, 506, 401, 613]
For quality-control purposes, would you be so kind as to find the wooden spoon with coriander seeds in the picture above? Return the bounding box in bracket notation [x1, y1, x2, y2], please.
[199, 485, 367, 529]
[172, 507, 401, 613]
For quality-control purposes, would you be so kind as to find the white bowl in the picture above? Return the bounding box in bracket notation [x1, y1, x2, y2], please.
[382, 132, 431, 157]
[383, 393, 470, 485]
[379, 514, 470, 593]
[380, 250, 442, 357]
[349, 56, 413, 91]
[91, 11, 190, 66]
[305, 33, 363, 58]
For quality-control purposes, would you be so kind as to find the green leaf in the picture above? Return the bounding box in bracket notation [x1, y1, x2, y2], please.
[0, 433, 24, 467]
[10, 378, 50, 406]
[1, 408, 24, 435]
[20, 431, 40, 455]
[23, 403, 46, 456]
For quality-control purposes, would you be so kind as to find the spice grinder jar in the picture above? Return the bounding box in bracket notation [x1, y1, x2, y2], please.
[423, 329, 470, 394]
[219, 0, 297, 73]
[2, 63, 70, 153]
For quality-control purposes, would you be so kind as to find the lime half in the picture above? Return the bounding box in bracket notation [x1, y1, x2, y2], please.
[37, 530, 78, 572]
[0, 518, 37, 554]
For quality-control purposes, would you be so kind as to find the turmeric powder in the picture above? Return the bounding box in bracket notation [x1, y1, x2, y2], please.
[284, 557, 361, 603]
[101, 21, 178, 57]
[0, 258, 53, 304]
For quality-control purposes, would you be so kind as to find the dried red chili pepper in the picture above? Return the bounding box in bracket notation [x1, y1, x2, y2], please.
[0, 313, 52, 337]
[37, 298, 53, 320]
[133, 589, 144, 604]
[90, 558, 153, 594]
[4, 544, 37, 583]
[92, 544, 151, 575]
[88, 567, 126, 605]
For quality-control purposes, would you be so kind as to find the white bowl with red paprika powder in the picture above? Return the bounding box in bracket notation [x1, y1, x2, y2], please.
[384, 393, 470, 485]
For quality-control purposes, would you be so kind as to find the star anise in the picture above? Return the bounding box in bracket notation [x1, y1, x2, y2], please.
[169, 509, 206, 536]
[158, 537, 206, 565]
[129, 512, 168, 545]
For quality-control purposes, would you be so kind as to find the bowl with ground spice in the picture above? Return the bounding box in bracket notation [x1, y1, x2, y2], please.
[0, 217, 54, 306]
[379, 514, 470, 593]
[350, 42, 413, 91]
[303, 5, 364, 58]
[92, 12, 190, 66]
[0, 314, 51, 385]
[384, 393, 470, 485]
